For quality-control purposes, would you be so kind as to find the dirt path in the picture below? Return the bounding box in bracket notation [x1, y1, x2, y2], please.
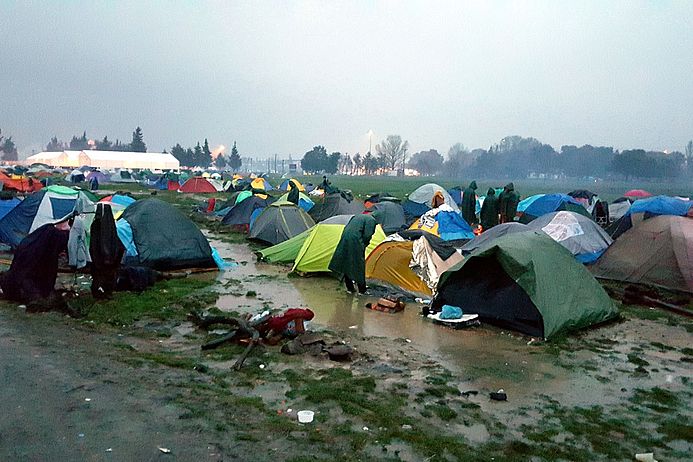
[0, 309, 223, 462]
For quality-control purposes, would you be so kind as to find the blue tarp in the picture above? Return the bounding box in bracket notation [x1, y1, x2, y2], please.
[627, 196, 693, 217]
[435, 211, 475, 241]
[0, 191, 45, 247]
[109, 194, 136, 208]
[116, 219, 138, 257]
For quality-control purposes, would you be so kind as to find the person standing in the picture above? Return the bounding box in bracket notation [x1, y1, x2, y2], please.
[287, 180, 300, 205]
[90, 203, 125, 299]
[479, 188, 499, 230]
[460, 181, 478, 226]
[499, 183, 520, 223]
[328, 212, 379, 294]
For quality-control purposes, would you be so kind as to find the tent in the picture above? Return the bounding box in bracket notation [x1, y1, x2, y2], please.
[366, 234, 463, 296]
[366, 239, 432, 296]
[99, 194, 136, 218]
[69, 169, 85, 183]
[408, 205, 474, 241]
[403, 183, 459, 220]
[518, 194, 590, 224]
[0, 171, 43, 193]
[568, 190, 609, 225]
[86, 170, 108, 184]
[308, 193, 364, 222]
[366, 201, 406, 234]
[517, 194, 545, 213]
[607, 196, 693, 240]
[0, 197, 21, 221]
[433, 231, 618, 339]
[257, 227, 313, 264]
[292, 215, 386, 273]
[249, 201, 315, 245]
[624, 189, 652, 199]
[117, 199, 215, 270]
[461, 222, 530, 255]
[179, 177, 217, 193]
[279, 179, 305, 192]
[107, 170, 137, 183]
[527, 211, 613, 263]
[250, 177, 273, 191]
[608, 197, 633, 223]
[447, 187, 464, 206]
[591, 215, 692, 293]
[0, 186, 94, 248]
[278, 191, 314, 212]
[221, 195, 274, 228]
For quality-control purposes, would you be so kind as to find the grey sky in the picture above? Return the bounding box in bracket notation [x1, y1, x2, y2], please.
[2, 0, 692, 158]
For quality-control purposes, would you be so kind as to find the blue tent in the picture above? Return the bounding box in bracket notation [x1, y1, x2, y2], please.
[0, 198, 21, 221]
[409, 209, 475, 241]
[519, 194, 589, 223]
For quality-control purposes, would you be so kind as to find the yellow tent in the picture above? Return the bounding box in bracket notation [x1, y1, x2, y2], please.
[366, 240, 432, 296]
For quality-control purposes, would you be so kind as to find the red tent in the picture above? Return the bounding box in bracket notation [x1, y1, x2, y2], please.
[624, 189, 653, 199]
[167, 180, 180, 191]
[0, 172, 43, 193]
[179, 177, 217, 193]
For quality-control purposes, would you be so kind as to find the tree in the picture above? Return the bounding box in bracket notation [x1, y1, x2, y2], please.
[214, 153, 227, 169]
[228, 141, 242, 171]
[363, 151, 380, 175]
[301, 145, 329, 174]
[0, 129, 18, 161]
[46, 136, 64, 152]
[326, 152, 341, 174]
[353, 153, 363, 174]
[202, 138, 212, 161]
[130, 126, 146, 152]
[96, 136, 113, 150]
[69, 131, 89, 150]
[193, 142, 208, 167]
[444, 143, 476, 178]
[408, 149, 444, 175]
[170, 143, 190, 167]
[376, 135, 408, 171]
[686, 140, 693, 173]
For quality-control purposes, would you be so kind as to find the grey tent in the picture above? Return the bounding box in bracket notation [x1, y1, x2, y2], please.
[250, 201, 315, 245]
[366, 201, 406, 234]
[461, 222, 529, 255]
[527, 211, 613, 264]
[309, 193, 364, 222]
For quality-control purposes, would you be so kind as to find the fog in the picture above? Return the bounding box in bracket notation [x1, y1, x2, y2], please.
[1, 0, 691, 157]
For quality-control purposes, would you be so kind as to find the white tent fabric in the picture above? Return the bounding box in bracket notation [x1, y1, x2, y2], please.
[407, 183, 459, 212]
[25, 150, 179, 170]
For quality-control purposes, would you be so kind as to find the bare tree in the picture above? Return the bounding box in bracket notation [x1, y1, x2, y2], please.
[376, 135, 409, 172]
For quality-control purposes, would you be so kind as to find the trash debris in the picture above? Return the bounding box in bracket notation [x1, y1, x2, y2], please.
[84, 398, 91, 402]
[326, 344, 354, 362]
[348, 325, 358, 329]
[363, 426, 369, 431]
[490, 389, 507, 401]
[158, 447, 172, 454]
[461, 390, 479, 397]
[401, 424, 413, 430]
[78, 433, 85, 438]
[259, 364, 265, 369]
[635, 453, 658, 462]
[105, 448, 112, 452]
[297, 410, 314, 423]
[405, 338, 412, 343]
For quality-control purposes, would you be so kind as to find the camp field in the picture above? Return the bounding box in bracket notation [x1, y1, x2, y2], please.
[1, 177, 692, 462]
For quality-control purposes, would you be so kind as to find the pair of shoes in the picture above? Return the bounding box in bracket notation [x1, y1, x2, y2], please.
[357, 290, 370, 296]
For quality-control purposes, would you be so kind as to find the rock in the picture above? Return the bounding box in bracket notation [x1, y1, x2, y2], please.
[326, 344, 354, 362]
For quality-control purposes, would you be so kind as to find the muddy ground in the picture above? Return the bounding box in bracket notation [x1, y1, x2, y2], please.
[1, 199, 692, 461]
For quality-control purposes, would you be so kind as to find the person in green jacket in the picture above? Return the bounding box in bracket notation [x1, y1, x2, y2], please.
[328, 212, 378, 294]
[479, 187, 499, 230]
[460, 181, 478, 226]
[498, 182, 520, 223]
[287, 180, 300, 205]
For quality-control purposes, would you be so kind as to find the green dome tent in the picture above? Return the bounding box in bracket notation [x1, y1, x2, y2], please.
[433, 231, 618, 339]
[249, 201, 315, 245]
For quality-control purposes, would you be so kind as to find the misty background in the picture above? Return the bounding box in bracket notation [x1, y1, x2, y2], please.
[1, 0, 692, 160]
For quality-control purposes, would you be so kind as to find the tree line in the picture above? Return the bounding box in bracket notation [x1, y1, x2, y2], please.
[45, 127, 147, 153]
[170, 140, 242, 170]
[0, 128, 19, 161]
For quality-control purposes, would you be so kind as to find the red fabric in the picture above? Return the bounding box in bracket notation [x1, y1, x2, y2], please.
[265, 308, 314, 333]
[179, 177, 216, 193]
[167, 180, 180, 191]
[0, 172, 42, 193]
[624, 189, 653, 198]
[206, 198, 216, 213]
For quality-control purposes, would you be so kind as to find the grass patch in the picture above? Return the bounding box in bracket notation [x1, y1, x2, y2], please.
[71, 277, 217, 325]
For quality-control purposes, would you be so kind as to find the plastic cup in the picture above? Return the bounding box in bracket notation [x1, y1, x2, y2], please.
[297, 410, 314, 423]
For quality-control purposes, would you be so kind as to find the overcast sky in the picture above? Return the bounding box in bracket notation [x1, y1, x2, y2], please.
[2, 0, 692, 158]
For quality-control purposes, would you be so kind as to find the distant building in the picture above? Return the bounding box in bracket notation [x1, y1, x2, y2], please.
[25, 150, 179, 170]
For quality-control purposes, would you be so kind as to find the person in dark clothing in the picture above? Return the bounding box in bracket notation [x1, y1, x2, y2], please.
[498, 182, 520, 223]
[90, 203, 125, 299]
[320, 176, 338, 194]
[0, 224, 68, 302]
[90, 176, 99, 191]
[328, 213, 379, 294]
[460, 181, 478, 225]
[479, 187, 499, 230]
[287, 180, 300, 205]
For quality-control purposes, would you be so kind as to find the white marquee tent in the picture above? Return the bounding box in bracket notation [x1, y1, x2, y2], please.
[25, 150, 179, 170]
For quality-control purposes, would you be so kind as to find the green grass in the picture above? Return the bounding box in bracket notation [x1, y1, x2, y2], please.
[69, 277, 217, 325]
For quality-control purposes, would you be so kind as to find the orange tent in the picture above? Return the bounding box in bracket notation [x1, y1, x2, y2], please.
[0, 172, 42, 193]
[178, 177, 217, 193]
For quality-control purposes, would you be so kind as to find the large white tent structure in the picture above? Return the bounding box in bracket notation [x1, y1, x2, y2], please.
[25, 150, 179, 170]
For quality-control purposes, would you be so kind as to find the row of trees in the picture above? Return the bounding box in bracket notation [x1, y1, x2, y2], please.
[302, 135, 411, 175]
[403, 136, 693, 180]
[170, 140, 242, 170]
[46, 127, 147, 153]
[0, 128, 19, 161]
